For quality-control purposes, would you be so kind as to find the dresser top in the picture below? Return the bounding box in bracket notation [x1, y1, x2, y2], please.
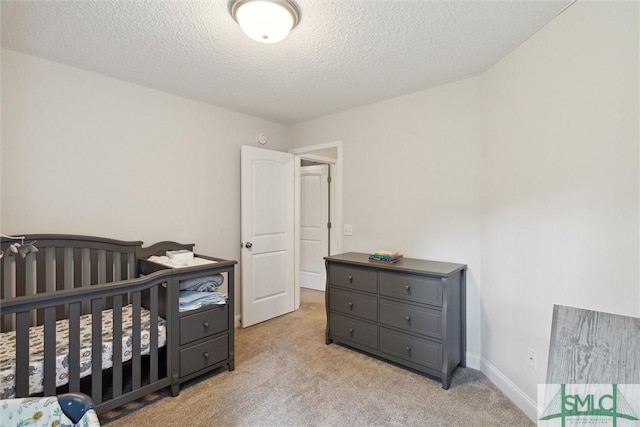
[325, 252, 466, 277]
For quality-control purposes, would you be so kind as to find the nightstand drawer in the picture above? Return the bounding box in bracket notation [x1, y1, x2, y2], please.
[379, 271, 442, 307]
[330, 313, 378, 349]
[329, 264, 377, 293]
[180, 335, 228, 377]
[379, 299, 442, 339]
[330, 288, 377, 321]
[380, 327, 442, 370]
[180, 305, 228, 345]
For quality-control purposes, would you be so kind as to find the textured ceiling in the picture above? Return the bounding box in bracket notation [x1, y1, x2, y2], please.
[1, 0, 574, 125]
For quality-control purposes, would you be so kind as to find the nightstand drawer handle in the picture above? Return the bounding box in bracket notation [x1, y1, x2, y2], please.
[348, 328, 354, 337]
[348, 275, 353, 283]
[203, 352, 210, 358]
[405, 346, 411, 353]
[405, 285, 411, 292]
[203, 321, 210, 328]
[348, 302, 354, 310]
[405, 315, 411, 322]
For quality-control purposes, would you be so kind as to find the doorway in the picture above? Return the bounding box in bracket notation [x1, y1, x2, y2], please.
[299, 161, 334, 291]
[290, 141, 342, 309]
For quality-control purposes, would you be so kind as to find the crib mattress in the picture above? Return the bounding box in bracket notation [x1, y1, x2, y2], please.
[0, 305, 166, 399]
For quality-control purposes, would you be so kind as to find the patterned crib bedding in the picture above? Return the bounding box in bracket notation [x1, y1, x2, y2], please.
[0, 305, 166, 399]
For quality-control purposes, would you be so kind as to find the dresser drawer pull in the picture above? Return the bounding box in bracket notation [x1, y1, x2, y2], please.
[203, 321, 210, 328]
[405, 285, 411, 292]
[405, 315, 411, 322]
[348, 275, 353, 283]
[348, 328, 354, 337]
[405, 346, 411, 353]
[348, 301, 354, 310]
[203, 352, 210, 358]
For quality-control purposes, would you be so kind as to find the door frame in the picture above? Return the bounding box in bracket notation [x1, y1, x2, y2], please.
[289, 141, 343, 310]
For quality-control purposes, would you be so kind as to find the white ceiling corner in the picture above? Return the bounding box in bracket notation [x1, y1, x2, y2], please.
[1, 0, 574, 125]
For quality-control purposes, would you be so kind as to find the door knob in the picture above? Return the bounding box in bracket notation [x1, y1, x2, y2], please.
[244, 242, 253, 248]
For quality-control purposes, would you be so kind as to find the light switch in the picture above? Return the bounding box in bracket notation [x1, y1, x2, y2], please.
[343, 224, 353, 236]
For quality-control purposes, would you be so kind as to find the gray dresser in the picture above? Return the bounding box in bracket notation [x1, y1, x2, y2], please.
[325, 252, 466, 389]
[139, 248, 236, 396]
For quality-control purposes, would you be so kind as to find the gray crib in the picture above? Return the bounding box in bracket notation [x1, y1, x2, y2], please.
[0, 234, 236, 415]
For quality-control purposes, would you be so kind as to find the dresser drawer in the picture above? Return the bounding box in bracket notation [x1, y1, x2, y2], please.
[180, 305, 228, 345]
[329, 264, 377, 293]
[330, 288, 377, 321]
[379, 327, 442, 370]
[379, 299, 442, 339]
[379, 271, 442, 307]
[330, 313, 378, 349]
[180, 335, 228, 377]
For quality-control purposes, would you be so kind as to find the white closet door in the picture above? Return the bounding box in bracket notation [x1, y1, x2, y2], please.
[299, 164, 329, 291]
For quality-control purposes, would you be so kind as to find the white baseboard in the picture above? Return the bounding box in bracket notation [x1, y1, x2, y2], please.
[465, 352, 481, 370]
[478, 357, 538, 422]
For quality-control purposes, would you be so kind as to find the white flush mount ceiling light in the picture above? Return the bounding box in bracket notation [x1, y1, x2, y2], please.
[230, 0, 300, 44]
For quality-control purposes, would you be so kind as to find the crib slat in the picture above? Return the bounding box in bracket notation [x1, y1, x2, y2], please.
[121, 253, 129, 280]
[90, 249, 99, 286]
[73, 248, 83, 288]
[0, 255, 4, 300]
[68, 302, 81, 391]
[104, 251, 113, 309]
[121, 253, 130, 306]
[112, 295, 123, 399]
[15, 311, 30, 397]
[106, 251, 114, 283]
[36, 250, 47, 325]
[45, 248, 55, 293]
[15, 256, 26, 297]
[55, 248, 66, 320]
[132, 291, 142, 390]
[92, 298, 103, 404]
[55, 248, 65, 291]
[114, 252, 122, 281]
[36, 249, 47, 294]
[1, 257, 13, 332]
[128, 253, 136, 279]
[43, 307, 57, 395]
[150, 286, 159, 382]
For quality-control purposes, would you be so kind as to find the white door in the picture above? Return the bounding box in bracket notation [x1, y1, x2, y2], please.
[299, 164, 329, 291]
[241, 145, 295, 327]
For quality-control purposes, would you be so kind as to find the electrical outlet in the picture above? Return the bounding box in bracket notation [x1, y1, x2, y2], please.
[527, 347, 537, 370]
[343, 224, 353, 236]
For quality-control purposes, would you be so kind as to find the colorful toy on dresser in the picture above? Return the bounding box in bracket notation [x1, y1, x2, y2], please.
[368, 251, 403, 264]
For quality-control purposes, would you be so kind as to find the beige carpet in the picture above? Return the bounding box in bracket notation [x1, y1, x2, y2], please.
[101, 289, 533, 426]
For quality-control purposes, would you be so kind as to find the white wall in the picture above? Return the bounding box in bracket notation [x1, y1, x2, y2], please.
[289, 77, 485, 366]
[1, 48, 290, 316]
[481, 0, 639, 418]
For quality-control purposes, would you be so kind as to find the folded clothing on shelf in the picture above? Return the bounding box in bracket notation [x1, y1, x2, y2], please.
[148, 255, 217, 268]
[179, 274, 224, 292]
[179, 290, 227, 312]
